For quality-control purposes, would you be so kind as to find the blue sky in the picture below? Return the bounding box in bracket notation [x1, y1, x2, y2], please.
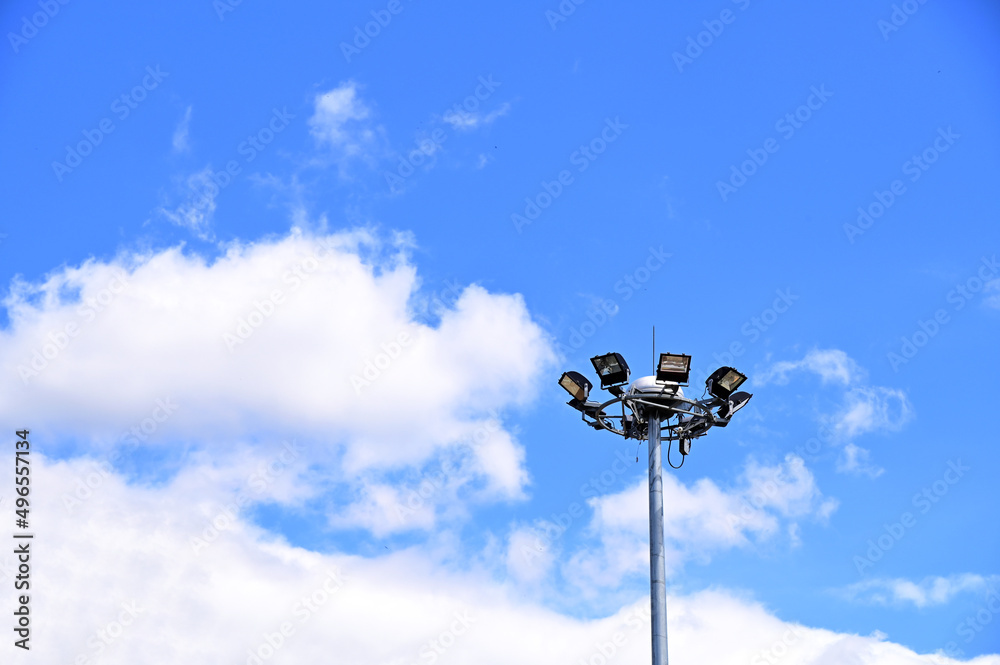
[1, 0, 999, 663]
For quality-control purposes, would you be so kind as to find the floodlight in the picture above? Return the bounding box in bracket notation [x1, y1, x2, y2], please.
[590, 352, 630, 388]
[656, 353, 691, 384]
[716, 391, 752, 424]
[559, 371, 592, 402]
[706, 366, 747, 399]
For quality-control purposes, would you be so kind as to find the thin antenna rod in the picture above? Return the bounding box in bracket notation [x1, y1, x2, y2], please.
[652, 325, 655, 372]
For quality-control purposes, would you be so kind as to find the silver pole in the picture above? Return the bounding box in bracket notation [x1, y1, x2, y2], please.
[648, 414, 669, 665]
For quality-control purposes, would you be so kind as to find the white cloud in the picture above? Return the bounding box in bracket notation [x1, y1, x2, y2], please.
[825, 384, 911, 477]
[760, 350, 913, 477]
[0, 241, 994, 663]
[837, 575, 999, 608]
[331, 416, 530, 537]
[506, 525, 557, 583]
[564, 455, 838, 589]
[834, 386, 911, 439]
[172, 106, 192, 153]
[760, 348, 861, 386]
[0, 229, 555, 530]
[2, 454, 991, 665]
[156, 167, 218, 240]
[308, 81, 384, 167]
[837, 442, 884, 478]
[443, 101, 511, 131]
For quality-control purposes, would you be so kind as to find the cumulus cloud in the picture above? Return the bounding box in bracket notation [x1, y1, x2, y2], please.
[308, 81, 385, 169]
[0, 229, 555, 531]
[2, 454, 993, 665]
[760, 349, 913, 477]
[156, 166, 218, 240]
[759, 348, 861, 386]
[837, 443, 882, 479]
[837, 574, 1000, 608]
[0, 238, 994, 664]
[828, 385, 911, 478]
[562, 454, 838, 590]
[834, 386, 911, 440]
[506, 525, 558, 583]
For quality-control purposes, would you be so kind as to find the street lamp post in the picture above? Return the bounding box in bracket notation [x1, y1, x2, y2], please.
[559, 351, 753, 665]
[647, 414, 668, 665]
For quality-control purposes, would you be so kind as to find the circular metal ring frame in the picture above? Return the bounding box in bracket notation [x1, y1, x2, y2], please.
[590, 392, 720, 441]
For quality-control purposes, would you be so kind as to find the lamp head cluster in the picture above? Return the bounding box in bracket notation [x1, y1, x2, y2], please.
[559, 350, 753, 454]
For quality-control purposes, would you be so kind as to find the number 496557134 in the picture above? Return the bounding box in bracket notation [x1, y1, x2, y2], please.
[15, 429, 30, 507]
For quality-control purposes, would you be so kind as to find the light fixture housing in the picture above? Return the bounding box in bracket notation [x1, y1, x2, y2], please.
[656, 353, 691, 384]
[590, 352, 630, 388]
[559, 371, 592, 402]
[707, 366, 747, 400]
[715, 391, 753, 425]
[567, 398, 602, 417]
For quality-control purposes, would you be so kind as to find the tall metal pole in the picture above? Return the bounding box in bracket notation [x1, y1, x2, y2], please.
[648, 413, 669, 665]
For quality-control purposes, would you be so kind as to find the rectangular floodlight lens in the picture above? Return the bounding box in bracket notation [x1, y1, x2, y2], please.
[559, 371, 591, 401]
[718, 369, 746, 393]
[590, 353, 630, 388]
[706, 366, 747, 399]
[594, 356, 621, 376]
[657, 353, 691, 383]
